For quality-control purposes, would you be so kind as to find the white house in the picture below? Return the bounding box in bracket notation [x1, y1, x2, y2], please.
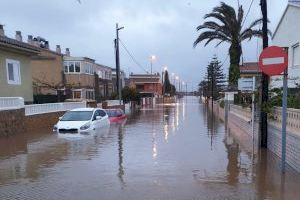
[271, 0, 300, 88]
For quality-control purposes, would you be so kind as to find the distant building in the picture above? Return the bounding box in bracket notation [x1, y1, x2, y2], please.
[271, 0, 300, 88]
[0, 26, 40, 103]
[129, 73, 162, 96]
[240, 62, 262, 89]
[95, 63, 113, 98]
[63, 55, 113, 100]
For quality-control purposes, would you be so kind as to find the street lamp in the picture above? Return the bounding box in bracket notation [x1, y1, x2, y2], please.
[176, 76, 179, 93]
[162, 66, 168, 96]
[150, 55, 156, 75]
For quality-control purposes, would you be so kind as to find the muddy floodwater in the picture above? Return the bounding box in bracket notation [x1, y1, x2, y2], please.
[0, 97, 300, 200]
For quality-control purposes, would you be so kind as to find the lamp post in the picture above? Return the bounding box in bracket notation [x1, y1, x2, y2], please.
[176, 76, 179, 95]
[162, 66, 167, 96]
[150, 55, 156, 75]
[115, 23, 124, 105]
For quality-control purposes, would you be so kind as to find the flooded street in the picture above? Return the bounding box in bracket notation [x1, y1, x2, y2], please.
[0, 97, 300, 200]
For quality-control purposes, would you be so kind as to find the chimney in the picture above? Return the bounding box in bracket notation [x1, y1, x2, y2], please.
[33, 37, 39, 47]
[56, 45, 61, 54]
[15, 31, 22, 42]
[28, 35, 33, 45]
[65, 48, 70, 56]
[45, 41, 49, 49]
[0, 25, 4, 37]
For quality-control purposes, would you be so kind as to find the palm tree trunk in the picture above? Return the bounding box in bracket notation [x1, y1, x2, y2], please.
[228, 43, 242, 86]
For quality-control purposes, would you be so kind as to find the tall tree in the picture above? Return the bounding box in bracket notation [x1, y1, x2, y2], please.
[205, 56, 226, 100]
[194, 2, 265, 86]
[163, 70, 176, 96]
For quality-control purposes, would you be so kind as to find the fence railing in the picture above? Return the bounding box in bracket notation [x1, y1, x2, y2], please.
[25, 101, 86, 116]
[270, 107, 300, 131]
[106, 100, 123, 106]
[0, 97, 24, 110]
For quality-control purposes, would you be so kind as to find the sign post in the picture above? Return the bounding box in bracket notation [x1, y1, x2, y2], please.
[259, 46, 288, 173]
[238, 77, 256, 139]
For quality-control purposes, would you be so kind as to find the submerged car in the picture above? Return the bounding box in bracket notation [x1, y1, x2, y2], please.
[53, 108, 110, 134]
[105, 109, 127, 123]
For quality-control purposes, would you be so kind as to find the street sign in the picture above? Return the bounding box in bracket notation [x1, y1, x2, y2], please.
[238, 78, 255, 91]
[258, 46, 288, 76]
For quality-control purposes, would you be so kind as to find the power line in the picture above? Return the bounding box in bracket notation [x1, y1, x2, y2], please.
[242, 0, 255, 28]
[118, 39, 148, 73]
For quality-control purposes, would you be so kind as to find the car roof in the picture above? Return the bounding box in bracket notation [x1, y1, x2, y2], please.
[70, 108, 105, 112]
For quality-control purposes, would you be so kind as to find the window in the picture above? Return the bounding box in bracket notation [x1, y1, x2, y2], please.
[6, 59, 21, 85]
[86, 90, 94, 100]
[292, 44, 300, 67]
[64, 62, 68, 73]
[84, 63, 94, 75]
[73, 90, 82, 99]
[99, 110, 106, 117]
[69, 62, 75, 73]
[97, 70, 103, 78]
[75, 62, 81, 72]
[64, 61, 81, 73]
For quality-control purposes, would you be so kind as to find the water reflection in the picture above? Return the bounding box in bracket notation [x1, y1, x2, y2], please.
[116, 123, 126, 188]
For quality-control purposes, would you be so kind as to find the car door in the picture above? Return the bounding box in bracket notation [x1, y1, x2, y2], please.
[92, 110, 101, 129]
[98, 110, 108, 127]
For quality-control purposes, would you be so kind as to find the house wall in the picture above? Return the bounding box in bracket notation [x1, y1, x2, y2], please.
[272, 5, 300, 88]
[0, 49, 33, 103]
[65, 73, 95, 88]
[144, 83, 162, 95]
[31, 49, 63, 95]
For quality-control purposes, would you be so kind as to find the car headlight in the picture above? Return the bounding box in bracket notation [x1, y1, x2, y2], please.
[53, 124, 58, 132]
[80, 122, 91, 130]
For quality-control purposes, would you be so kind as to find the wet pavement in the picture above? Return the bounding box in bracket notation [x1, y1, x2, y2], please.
[0, 97, 300, 200]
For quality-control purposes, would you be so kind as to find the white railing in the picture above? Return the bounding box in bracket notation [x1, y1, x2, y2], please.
[0, 97, 24, 110]
[106, 100, 123, 106]
[270, 107, 300, 132]
[25, 101, 86, 116]
[230, 104, 252, 120]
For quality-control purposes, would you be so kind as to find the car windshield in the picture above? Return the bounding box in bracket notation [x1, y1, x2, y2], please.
[61, 111, 93, 121]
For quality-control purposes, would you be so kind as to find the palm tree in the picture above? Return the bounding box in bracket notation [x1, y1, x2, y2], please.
[194, 2, 265, 86]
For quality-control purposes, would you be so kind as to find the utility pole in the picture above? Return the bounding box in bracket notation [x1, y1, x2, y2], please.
[260, 0, 269, 148]
[115, 23, 124, 105]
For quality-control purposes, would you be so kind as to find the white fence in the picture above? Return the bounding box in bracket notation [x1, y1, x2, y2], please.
[270, 107, 300, 132]
[106, 100, 123, 106]
[0, 97, 24, 110]
[229, 104, 300, 133]
[25, 102, 86, 116]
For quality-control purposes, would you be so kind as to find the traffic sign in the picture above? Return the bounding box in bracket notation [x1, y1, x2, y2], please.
[258, 46, 288, 76]
[238, 77, 255, 91]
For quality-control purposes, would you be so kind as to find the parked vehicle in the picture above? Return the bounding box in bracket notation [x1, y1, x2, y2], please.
[53, 108, 110, 135]
[105, 109, 127, 123]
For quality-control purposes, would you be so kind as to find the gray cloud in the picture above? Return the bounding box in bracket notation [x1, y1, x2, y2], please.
[0, 0, 287, 91]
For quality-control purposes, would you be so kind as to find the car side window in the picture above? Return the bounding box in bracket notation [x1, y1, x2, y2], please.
[93, 110, 100, 120]
[99, 110, 107, 117]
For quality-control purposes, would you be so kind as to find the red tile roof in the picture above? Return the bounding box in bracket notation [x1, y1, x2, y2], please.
[0, 35, 40, 53]
[240, 62, 261, 74]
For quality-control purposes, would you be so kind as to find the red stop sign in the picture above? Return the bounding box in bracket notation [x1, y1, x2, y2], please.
[258, 46, 288, 76]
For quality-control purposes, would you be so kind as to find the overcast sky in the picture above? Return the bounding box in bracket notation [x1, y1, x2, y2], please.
[0, 0, 287, 91]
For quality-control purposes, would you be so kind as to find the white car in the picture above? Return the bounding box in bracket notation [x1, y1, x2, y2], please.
[53, 108, 110, 135]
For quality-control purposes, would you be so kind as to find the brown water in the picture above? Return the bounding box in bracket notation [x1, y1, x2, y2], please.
[0, 97, 300, 200]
